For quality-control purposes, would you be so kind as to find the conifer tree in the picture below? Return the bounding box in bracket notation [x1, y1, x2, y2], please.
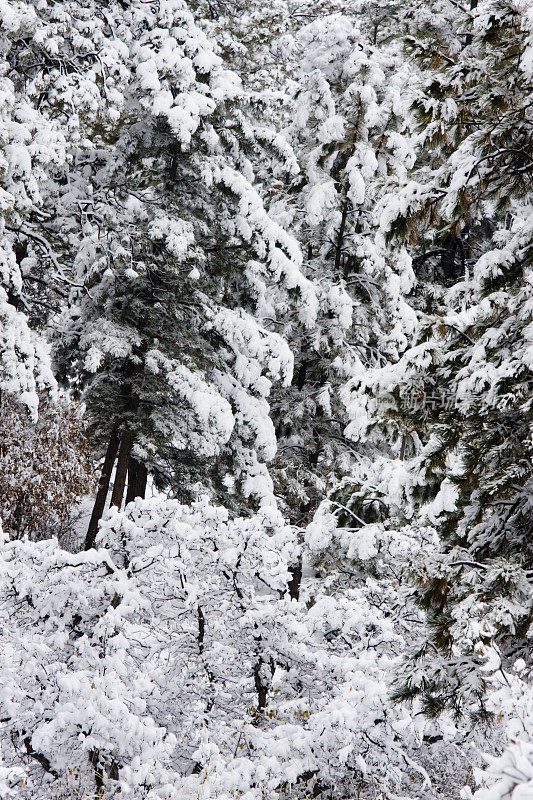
[0, 1, 66, 416]
[25, 0, 319, 531]
[342, 0, 533, 716]
[266, 13, 418, 524]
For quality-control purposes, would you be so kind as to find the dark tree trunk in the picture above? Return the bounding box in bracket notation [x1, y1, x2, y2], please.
[24, 736, 58, 778]
[335, 195, 349, 275]
[89, 748, 104, 795]
[465, 0, 478, 45]
[125, 456, 139, 505]
[110, 430, 133, 509]
[125, 456, 148, 505]
[287, 559, 303, 601]
[296, 359, 308, 391]
[253, 656, 269, 713]
[85, 428, 120, 551]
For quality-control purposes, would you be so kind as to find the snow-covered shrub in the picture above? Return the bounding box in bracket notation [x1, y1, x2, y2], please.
[0, 495, 467, 800]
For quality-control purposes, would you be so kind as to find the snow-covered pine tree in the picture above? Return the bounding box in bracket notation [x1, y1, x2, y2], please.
[2, 0, 526, 794]
[342, 0, 533, 717]
[0, 1, 67, 416]
[264, 13, 418, 525]
[17, 0, 319, 537]
[191, 0, 293, 92]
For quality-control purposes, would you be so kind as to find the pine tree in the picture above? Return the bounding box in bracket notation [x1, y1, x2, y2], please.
[342, 0, 533, 717]
[0, 1, 68, 416]
[265, 13, 418, 525]
[29, 0, 319, 534]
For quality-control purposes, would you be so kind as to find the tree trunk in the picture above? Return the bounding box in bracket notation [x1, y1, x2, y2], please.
[125, 456, 148, 505]
[110, 430, 133, 510]
[85, 428, 120, 551]
[253, 656, 269, 713]
[125, 456, 139, 505]
[465, 0, 478, 45]
[335, 194, 349, 275]
[89, 748, 104, 796]
[287, 559, 303, 601]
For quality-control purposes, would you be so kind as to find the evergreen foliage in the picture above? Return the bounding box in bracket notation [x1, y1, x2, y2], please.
[341, 0, 533, 717]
